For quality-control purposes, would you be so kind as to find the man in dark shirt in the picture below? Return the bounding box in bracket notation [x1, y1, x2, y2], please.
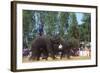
[39, 23, 44, 36]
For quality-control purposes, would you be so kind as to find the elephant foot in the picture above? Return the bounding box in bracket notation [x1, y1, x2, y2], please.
[67, 56, 71, 59]
[52, 56, 58, 60]
[42, 57, 48, 60]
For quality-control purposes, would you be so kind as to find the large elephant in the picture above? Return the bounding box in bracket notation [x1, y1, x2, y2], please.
[49, 36, 71, 59]
[30, 35, 49, 61]
[50, 37, 77, 59]
[54, 38, 71, 59]
[29, 35, 63, 61]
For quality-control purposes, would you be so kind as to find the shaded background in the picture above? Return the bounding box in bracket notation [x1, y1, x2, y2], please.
[23, 10, 91, 49]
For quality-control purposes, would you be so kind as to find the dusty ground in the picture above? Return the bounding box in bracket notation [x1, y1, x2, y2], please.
[22, 56, 91, 63]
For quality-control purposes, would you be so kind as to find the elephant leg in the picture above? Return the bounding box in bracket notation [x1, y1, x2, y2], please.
[44, 51, 48, 60]
[50, 51, 56, 60]
[42, 49, 48, 60]
[44, 47, 49, 60]
[51, 51, 57, 60]
[60, 51, 64, 59]
[67, 49, 71, 59]
[29, 50, 36, 60]
[36, 49, 42, 61]
[42, 54, 48, 60]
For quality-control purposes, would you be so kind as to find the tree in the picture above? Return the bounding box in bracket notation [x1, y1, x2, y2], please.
[66, 12, 80, 50]
[23, 10, 33, 47]
[79, 13, 91, 42]
[68, 13, 80, 40]
[43, 11, 57, 36]
[59, 12, 69, 38]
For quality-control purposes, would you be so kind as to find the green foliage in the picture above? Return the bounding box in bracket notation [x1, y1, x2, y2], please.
[79, 13, 91, 42]
[23, 10, 33, 46]
[43, 11, 57, 36]
[59, 12, 69, 38]
[68, 13, 80, 40]
[23, 10, 33, 36]
[67, 37, 80, 49]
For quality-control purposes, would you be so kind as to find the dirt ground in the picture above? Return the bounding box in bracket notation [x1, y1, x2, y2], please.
[22, 56, 91, 63]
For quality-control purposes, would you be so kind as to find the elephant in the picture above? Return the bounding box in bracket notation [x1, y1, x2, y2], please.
[30, 35, 49, 61]
[29, 35, 62, 61]
[54, 38, 71, 59]
[49, 36, 71, 59]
